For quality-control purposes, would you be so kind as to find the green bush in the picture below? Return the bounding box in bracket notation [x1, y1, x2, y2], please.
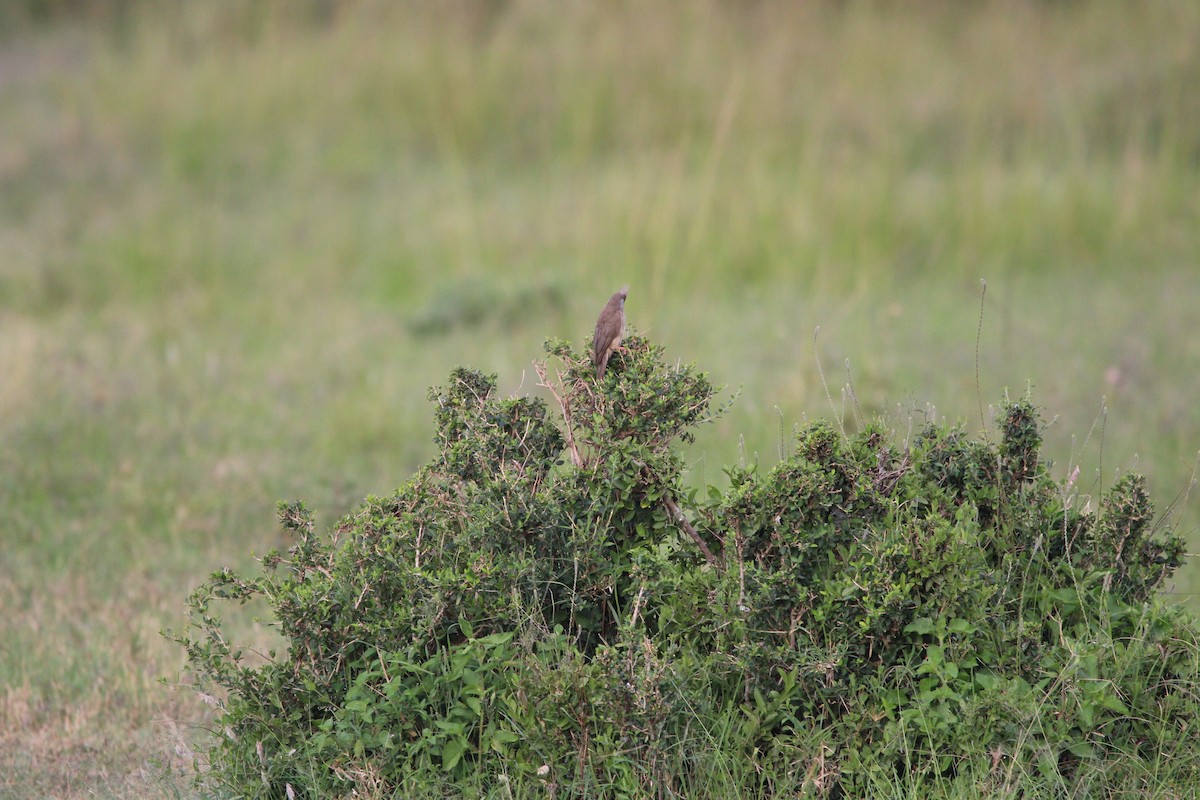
[170, 334, 1198, 798]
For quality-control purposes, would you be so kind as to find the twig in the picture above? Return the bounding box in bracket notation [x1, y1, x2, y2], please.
[629, 585, 647, 629]
[975, 279, 987, 436]
[534, 360, 583, 467]
[813, 326, 845, 439]
[663, 495, 722, 571]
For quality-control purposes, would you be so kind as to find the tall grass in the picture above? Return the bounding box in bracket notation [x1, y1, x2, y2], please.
[1, 1, 1198, 796]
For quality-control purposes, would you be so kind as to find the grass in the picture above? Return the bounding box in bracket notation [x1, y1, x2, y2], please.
[1, 0, 1198, 796]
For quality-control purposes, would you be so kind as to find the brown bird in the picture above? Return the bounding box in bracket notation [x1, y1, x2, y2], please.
[592, 285, 629, 379]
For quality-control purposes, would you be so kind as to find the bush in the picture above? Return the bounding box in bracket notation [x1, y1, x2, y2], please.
[170, 333, 1198, 798]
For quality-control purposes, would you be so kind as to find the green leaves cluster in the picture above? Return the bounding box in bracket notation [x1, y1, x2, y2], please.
[171, 334, 1198, 798]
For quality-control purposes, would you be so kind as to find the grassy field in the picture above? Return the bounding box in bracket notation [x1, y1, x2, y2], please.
[2, 1, 1199, 796]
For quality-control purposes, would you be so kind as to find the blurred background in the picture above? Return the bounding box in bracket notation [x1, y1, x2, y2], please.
[2, 1, 1198, 796]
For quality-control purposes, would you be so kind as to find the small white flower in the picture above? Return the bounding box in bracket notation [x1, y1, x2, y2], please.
[537, 764, 550, 777]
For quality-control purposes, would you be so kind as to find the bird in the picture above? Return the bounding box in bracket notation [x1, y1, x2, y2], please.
[592, 285, 629, 379]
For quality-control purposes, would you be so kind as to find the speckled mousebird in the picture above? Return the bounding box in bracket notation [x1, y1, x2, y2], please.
[592, 285, 629, 379]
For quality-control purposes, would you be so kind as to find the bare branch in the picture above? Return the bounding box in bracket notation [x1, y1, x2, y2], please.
[534, 359, 583, 467]
[663, 494, 722, 571]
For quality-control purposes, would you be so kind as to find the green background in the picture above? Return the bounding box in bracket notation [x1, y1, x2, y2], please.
[1, 2, 1198, 795]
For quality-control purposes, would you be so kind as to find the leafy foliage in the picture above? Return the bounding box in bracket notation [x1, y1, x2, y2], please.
[170, 333, 1197, 798]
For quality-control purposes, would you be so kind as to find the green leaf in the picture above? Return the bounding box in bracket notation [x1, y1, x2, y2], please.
[490, 730, 522, 745]
[1099, 692, 1130, 715]
[442, 738, 465, 772]
[478, 631, 514, 647]
[1047, 588, 1078, 605]
[974, 671, 998, 691]
[926, 645, 944, 668]
[1066, 741, 1095, 759]
[880, 689, 907, 710]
